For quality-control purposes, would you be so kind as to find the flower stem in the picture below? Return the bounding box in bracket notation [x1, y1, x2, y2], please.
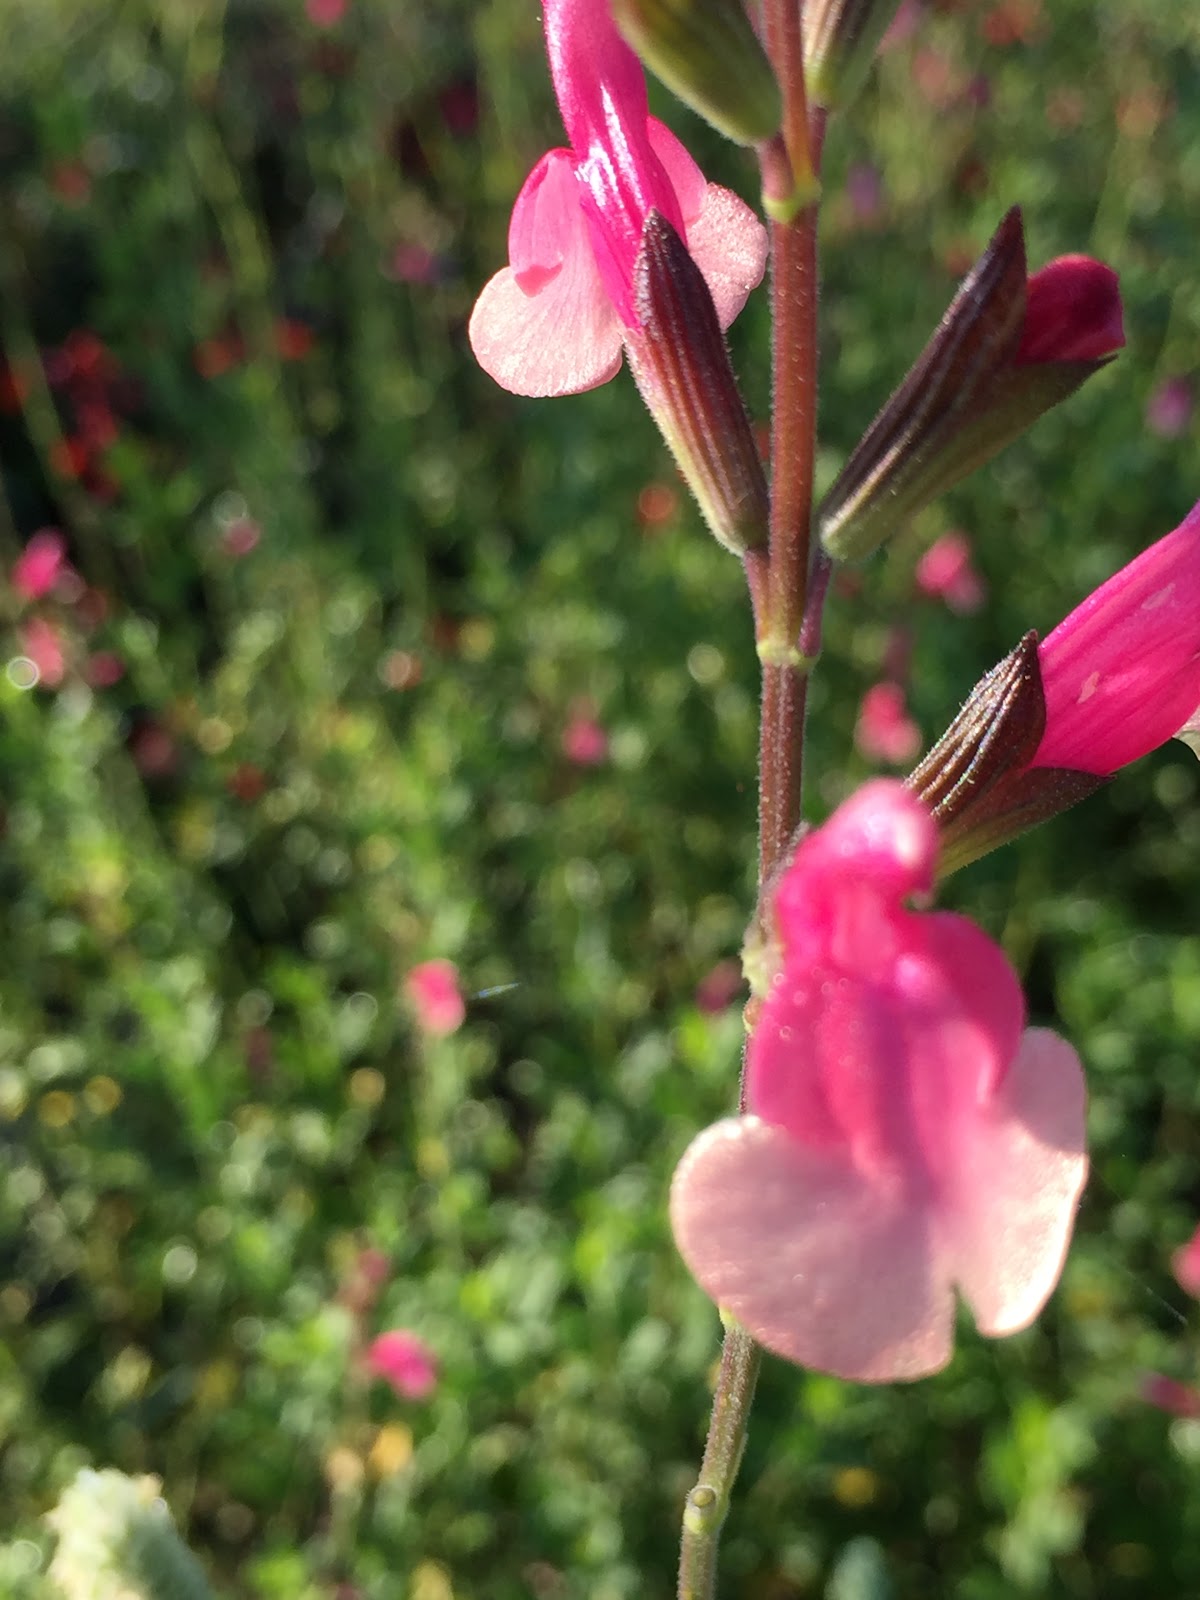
[677, 13, 828, 1599]
[677, 1326, 761, 1600]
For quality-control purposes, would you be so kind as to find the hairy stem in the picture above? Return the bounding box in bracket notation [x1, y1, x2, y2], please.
[676, 13, 829, 1600]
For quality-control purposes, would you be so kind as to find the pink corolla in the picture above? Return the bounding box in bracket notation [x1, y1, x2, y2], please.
[671, 781, 1087, 1383]
[855, 681, 921, 765]
[12, 528, 68, 601]
[468, 0, 766, 398]
[1031, 500, 1200, 774]
[366, 1330, 438, 1400]
[405, 959, 465, 1037]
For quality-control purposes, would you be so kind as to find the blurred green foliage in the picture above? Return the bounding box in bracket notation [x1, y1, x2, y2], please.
[3, 0, 1200, 1596]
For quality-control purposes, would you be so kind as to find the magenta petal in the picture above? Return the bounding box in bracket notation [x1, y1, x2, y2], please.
[671, 1116, 955, 1382]
[646, 118, 707, 225]
[682, 183, 769, 332]
[942, 1028, 1087, 1335]
[1034, 501, 1200, 772]
[1016, 255, 1125, 364]
[468, 249, 623, 397]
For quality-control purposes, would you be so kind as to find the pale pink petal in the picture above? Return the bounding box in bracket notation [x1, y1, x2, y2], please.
[1034, 501, 1200, 772]
[1017, 256, 1125, 364]
[468, 259, 623, 397]
[671, 1115, 954, 1383]
[683, 184, 769, 331]
[941, 1028, 1088, 1335]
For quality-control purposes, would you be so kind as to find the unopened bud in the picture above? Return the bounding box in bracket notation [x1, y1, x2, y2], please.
[906, 633, 1106, 877]
[819, 209, 1121, 564]
[612, 0, 782, 146]
[629, 211, 768, 554]
[804, 0, 906, 110]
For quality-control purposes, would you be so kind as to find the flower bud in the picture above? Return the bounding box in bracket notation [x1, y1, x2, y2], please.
[629, 211, 769, 553]
[819, 208, 1123, 564]
[804, 0, 907, 111]
[906, 633, 1105, 877]
[612, 0, 782, 146]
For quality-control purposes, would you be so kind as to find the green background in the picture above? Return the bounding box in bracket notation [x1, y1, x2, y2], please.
[3, 1, 1200, 1594]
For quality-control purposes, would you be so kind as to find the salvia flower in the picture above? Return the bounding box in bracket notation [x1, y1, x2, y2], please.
[405, 959, 465, 1037]
[1173, 1222, 1200, 1300]
[854, 681, 921, 765]
[908, 501, 1200, 874]
[915, 529, 985, 613]
[468, 0, 766, 399]
[366, 1330, 438, 1400]
[671, 781, 1087, 1383]
[12, 528, 68, 601]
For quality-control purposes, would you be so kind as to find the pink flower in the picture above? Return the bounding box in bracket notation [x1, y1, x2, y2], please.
[1140, 1374, 1200, 1419]
[468, 0, 766, 397]
[366, 1330, 437, 1400]
[1014, 255, 1124, 364]
[12, 529, 68, 601]
[671, 781, 1088, 1383]
[561, 712, 608, 766]
[405, 959, 465, 1036]
[915, 531, 985, 614]
[1031, 501, 1200, 774]
[1173, 1224, 1200, 1299]
[1145, 376, 1192, 439]
[306, 0, 348, 26]
[19, 616, 67, 687]
[855, 682, 922, 765]
[695, 958, 743, 1014]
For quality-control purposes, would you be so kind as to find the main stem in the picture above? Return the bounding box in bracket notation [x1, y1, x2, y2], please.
[676, 7, 824, 1595]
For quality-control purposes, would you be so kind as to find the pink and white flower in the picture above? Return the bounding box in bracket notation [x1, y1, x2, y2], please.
[468, 0, 766, 398]
[671, 781, 1087, 1383]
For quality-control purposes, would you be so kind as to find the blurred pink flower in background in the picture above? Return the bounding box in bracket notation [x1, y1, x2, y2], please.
[671, 781, 1088, 1382]
[405, 959, 465, 1036]
[85, 650, 125, 689]
[855, 681, 921, 765]
[1140, 1374, 1200, 1419]
[695, 959, 743, 1015]
[916, 531, 986, 614]
[1145, 376, 1192, 439]
[12, 529, 68, 601]
[306, 0, 348, 27]
[561, 712, 608, 766]
[366, 1330, 437, 1400]
[19, 617, 67, 686]
[1173, 1224, 1200, 1299]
